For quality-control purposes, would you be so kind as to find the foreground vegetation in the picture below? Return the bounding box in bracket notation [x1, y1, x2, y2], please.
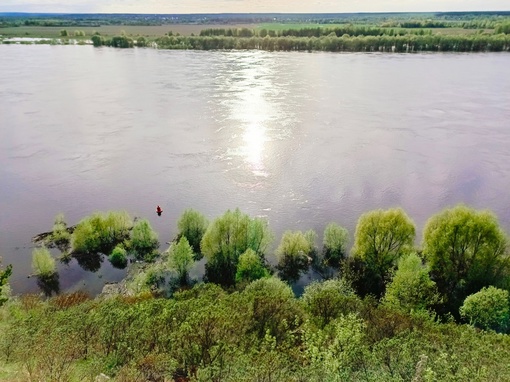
[2, 12, 510, 52]
[2, 203, 510, 380]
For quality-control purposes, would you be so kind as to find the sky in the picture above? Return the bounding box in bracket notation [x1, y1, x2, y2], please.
[1, 0, 509, 14]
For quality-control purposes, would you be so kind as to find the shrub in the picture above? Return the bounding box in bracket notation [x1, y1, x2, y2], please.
[460, 286, 509, 332]
[276, 231, 312, 283]
[177, 209, 209, 257]
[109, 245, 128, 269]
[32, 247, 56, 278]
[72, 211, 132, 255]
[235, 248, 270, 284]
[302, 279, 360, 328]
[131, 219, 159, 261]
[168, 237, 194, 285]
[322, 222, 349, 268]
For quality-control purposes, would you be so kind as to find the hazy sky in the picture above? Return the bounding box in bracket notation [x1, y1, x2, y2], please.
[1, 0, 509, 14]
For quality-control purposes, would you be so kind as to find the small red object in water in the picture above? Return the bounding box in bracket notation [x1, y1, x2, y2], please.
[156, 205, 162, 216]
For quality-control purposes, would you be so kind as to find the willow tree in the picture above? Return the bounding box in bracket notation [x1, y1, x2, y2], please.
[423, 205, 510, 315]
[201, 208, 273, 287]
[350, 208, 416, 297]
[177, 209, 209, 258]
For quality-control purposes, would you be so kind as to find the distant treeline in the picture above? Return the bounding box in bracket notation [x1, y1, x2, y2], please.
[92, 33, 510, 53]
[199, 26, 417, 38]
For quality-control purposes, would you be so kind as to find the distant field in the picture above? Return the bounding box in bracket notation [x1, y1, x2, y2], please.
[0, 23, 497, 40]
[0, 24, 258, 38]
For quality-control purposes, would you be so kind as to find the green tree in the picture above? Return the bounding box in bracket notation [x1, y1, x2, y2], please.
[72, 211, 132, 255]
[235, 248, 270, 284]
[131, 219, 159, 261]
[276, 230, 312, 283]
[460, 286, 509, 332]
[0, 258, 12, 306]
[350, 208, 416, 297]
[60, 29, 68, 37]
[177, 209, 209, 258]
[382, 252, 440, 313]
[422, 205, 510, 315]
[201, 208, 272, 287]
[323, 222, 349, 269]
[168, 236, 194, 285]
[302, 279, 360, 329]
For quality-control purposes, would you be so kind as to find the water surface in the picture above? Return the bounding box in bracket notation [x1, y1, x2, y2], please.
[1, 45, 510, 294]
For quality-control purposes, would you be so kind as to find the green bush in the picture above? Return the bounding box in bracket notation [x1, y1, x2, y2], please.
[460, 286, 509, 332]
[72, 211, 132, 255]
[235, 248, 269, 284]
[276, 230, 311, 283]
[109, 245, 128, 269]
[177, 209, 209, 258]
[322, 222, 349, 268]
[168, 236, 194, 285]
[302, 279, 360, 328]
[50, 213, 71, 252]
[32, 247, 56, 278]
[131, 219, 159, 261]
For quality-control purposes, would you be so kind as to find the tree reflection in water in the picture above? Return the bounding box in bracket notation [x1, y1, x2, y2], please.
[36, 272, 60, 297]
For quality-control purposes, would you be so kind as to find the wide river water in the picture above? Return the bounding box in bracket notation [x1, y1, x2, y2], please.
[1, 45, 510, 295]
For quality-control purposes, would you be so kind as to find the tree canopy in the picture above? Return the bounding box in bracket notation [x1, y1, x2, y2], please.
[423, 205, 510, 314]
[201, 208, 272, 287]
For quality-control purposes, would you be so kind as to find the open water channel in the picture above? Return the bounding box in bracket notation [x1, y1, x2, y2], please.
[1, 45, 510, 295]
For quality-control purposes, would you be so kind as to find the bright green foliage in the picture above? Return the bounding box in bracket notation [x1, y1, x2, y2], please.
[243, 277, 302, 341]
[32, 247, 56, 277]
[168, 236, 194, 285]
[323, 222, 349, 268]
[177, 208, 209, 257]
[201, 208, 273, 287]
[302, 279, 360, 328]
[423, 205, 510, 315]
[351, 208, 416, 295]
[304, 313, 368, 380]
[460, 286, 509, 332]
[109, 245, 128, 269]
[276, 230, 312, 283]
[131, 219, 159, 261]
[383, 253, 440, 313]
[235, 248, 270, 284]
[72, 211, 133, 255]
[50, 213, 71, 252]
[0, 258, 12, 306]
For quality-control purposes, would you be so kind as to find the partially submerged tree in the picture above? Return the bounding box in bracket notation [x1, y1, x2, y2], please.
[177, 209, 209, 258]
[350, 208, 416, 297]
[322, 222, 349, 269]
[201, 208, 273, 287]
[235, 248, 270, 284]
[276, 230, 313, 283]
[423, 205, 510, 315]
[72, 211, 133, 255]
[131, 219, 159, 261]
[168, 236, 194, 286]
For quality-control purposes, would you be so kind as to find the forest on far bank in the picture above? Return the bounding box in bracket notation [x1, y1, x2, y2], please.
[1, 12, 510, 52]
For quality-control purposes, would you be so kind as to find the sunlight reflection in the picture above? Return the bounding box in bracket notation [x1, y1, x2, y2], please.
[221, 53, 276, 177]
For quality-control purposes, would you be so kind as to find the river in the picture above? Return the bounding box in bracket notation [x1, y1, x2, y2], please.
[1, 45, 510, 295]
